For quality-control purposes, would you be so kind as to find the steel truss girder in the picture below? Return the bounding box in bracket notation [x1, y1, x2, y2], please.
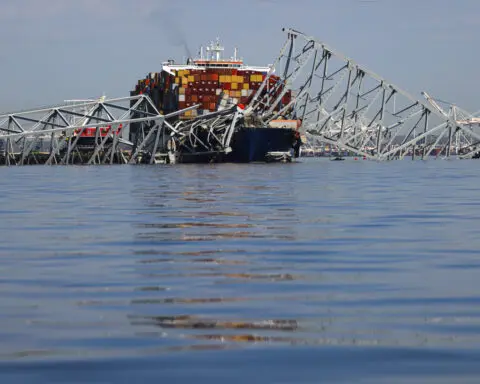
[251, 27, 480, 160]
[167, 106, 243, 157]
[0, 95, 245, 166]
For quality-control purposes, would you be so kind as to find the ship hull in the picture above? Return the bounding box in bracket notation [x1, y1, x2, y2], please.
[175, 127, 296, 164]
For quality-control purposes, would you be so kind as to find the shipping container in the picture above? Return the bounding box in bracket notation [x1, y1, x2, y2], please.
[132, 41, 289, 119]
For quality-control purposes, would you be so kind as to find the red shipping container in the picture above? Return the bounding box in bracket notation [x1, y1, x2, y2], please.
[224, 83, 231, 90]
[209, 103, 216, 110]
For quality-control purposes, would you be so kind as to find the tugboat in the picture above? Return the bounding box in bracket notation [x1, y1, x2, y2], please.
[131, 38, 301, 163]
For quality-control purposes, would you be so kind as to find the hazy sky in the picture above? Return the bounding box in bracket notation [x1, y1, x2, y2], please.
[1, 0, 479, 113]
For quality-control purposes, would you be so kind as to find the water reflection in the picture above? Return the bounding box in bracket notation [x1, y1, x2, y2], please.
[2, 161, 480, 376]
[122, 167, 307, 349]
[132, 315, 298, 331]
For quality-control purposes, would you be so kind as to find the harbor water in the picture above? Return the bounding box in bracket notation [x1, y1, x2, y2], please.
[1, 158, 480, 383]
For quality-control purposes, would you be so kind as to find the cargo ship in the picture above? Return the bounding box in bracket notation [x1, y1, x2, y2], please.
[130, 39, 301, 163]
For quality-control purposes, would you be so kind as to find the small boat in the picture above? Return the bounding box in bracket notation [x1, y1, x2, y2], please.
[330, 156, 345, 161]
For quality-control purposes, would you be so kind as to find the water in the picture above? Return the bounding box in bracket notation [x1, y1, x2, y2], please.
[1, 158, 480, 383]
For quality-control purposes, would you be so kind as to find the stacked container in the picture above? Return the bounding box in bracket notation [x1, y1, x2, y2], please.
[132, 67, 292, 120]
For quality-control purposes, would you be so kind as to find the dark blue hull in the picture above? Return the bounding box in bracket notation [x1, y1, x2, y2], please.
[176, 127, 297, 163]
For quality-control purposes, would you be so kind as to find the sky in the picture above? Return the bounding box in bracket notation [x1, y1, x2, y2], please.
[0, 0, 479, 113]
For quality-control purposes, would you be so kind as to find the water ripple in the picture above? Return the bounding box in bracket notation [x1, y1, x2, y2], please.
[1, 160, 480, 382]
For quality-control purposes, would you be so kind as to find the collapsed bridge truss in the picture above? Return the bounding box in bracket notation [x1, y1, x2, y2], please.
[1, 27, 479, 166]
[248, 28, 480, 160]
[0, 95, 243, 166]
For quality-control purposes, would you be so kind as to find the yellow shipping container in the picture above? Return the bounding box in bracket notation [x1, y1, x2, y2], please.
[183, 70, 190, 75]
[178, 70, 185, 77]
[174, 77, 180, 84]
[188, 75, 194, 82]
[179, 87, 185, 95]
[182, 77, 189, 85]
[231, 82, 238, 90]
[225, 75, 232, 82]
[223, 90, 230, 96]
[243, 83, 249, 90]
[219, 75, 225, 83]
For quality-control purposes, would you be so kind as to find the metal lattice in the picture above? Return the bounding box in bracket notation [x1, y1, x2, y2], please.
[0, 95, 243, 166]
[247, 28, 480, 160]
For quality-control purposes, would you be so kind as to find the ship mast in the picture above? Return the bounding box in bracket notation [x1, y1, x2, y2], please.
[206, 38, 224, 61]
